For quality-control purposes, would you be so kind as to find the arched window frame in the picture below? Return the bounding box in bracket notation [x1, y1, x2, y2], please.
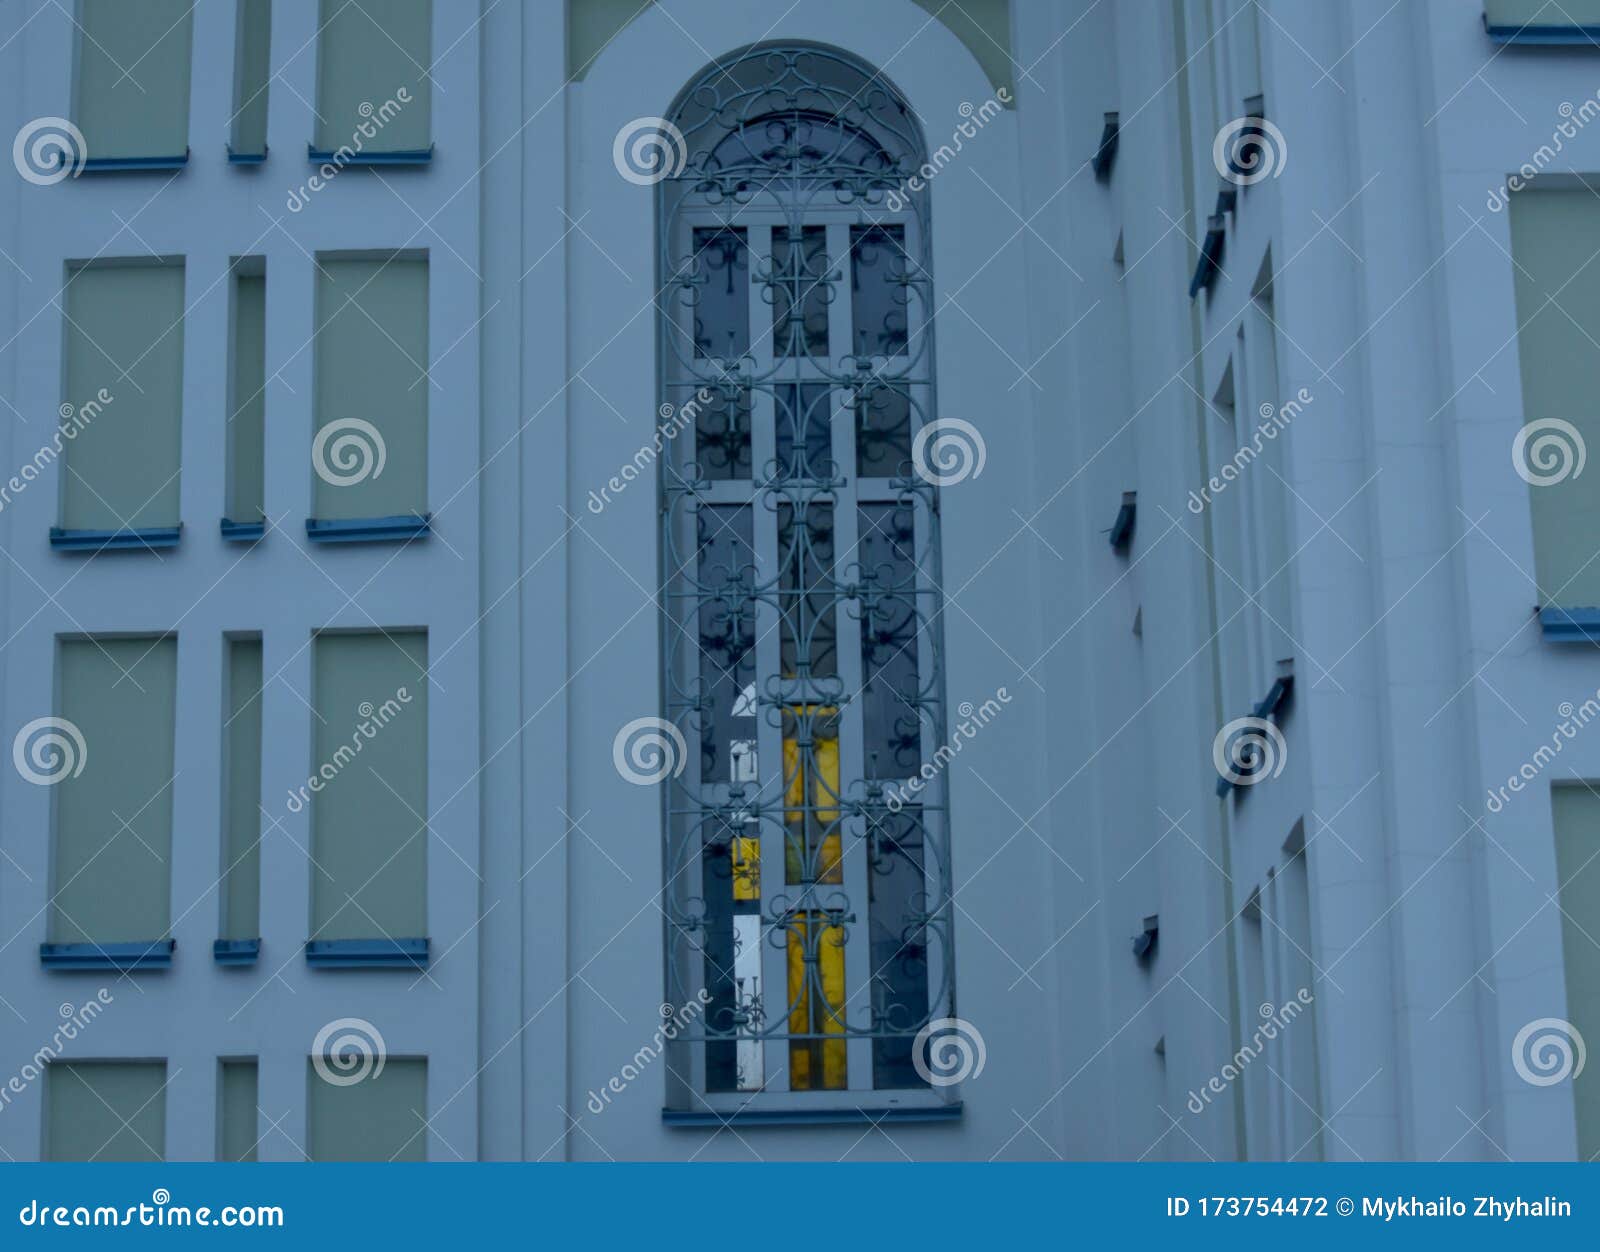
[657, 44, 957, 1111]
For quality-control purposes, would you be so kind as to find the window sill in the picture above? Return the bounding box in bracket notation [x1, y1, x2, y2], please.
[1540, 606, 1600, 643]
[305, 938, 429, 969]
[50, 525, 181, 552]
[307, 144, 434, 166]
[220, 518, 265, 542]
[227, 145, 267, 165]
[663, 1102, 962, 1128]
[1483, 15, 1600, 43]
[81, 150, 190, 172]
[213, 938, 260, 965]
[305, 514, 430, 544]
[41, 940, 174, 971]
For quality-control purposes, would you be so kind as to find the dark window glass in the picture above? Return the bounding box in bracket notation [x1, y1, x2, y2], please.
[692, 227, 749, 359]
[851, 225, 908, 357]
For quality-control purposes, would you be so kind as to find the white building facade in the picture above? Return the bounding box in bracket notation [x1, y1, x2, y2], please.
[0, 0, 1596, 1162]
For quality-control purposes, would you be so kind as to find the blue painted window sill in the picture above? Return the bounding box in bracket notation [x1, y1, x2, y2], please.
[41, 940, 175, 971]
[51, 525, 181, 552]
[227, 145, 267, 165]
[1189, 214, 1225, 299]
[663, 1103, 962, 1128]
[305, 514, 430, 544]
[307, 144, 434, 166]
[213, 938, 260, 965]
[1540, 606, 1600, 643]
[305, 938, 429, 969]
[220, 518, 265, 542]
[82, 150, 190, 172]
[1484, 15, 1600, 43]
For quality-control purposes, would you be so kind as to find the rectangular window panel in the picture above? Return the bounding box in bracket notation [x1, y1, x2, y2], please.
[850, 225, 908, 357]
[74, 0, 193, 161]
[231, 0, 272, 157]
[218, 1060, 259, 1162]
[307, 1057, 426, 1161]
[787, 912, 847, 1091]
[691, 228, 748, 359]
[310, 631, 428, 941]
[315, 0, 432, 154]
[227, 264, 266, 524]
[52, 638, 176, 945]
[1510, 190, 1600, 606]
[47, 1062, 165, 1162]
[775, 384, 834, 482]
[62, 262, 185, 532]
[772, 227, 829, 357]
[777, 503, 837, 680]
[855, 384, 912, 479]
[223, 637, 263, 941]
[692, 386, 752, 481]
[1553, 785, 1600, 1159]
[313, 256, 428, 521]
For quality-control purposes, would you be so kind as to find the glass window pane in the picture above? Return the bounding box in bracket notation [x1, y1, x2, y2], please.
[219, 1060, 259, 1162]
[691, 386, 752, 481]
[310, 632, 428, 940]
[228, 268, 267, 522]
[74, 0, 193, 160]
[691, 228, 748, 359]
[858, 503, 922, 780]
[48, 1062, 165, 1162]
[787, 912, 847, 1090]
[315, 0, 431, 153]
[52, 638, 176, 944]
[307, 1057, 426, 1161]
[851, 225, 909, 357]
[231, 0, 272, 156]
[855, 384, 913, 479]
[223, 637, 263, 940]
[772, 227, 829, 358]
[62, 262, 185, 532]
[313, 256, 428, 521]
[774, 384, 834, 481]
[777, 502, 837, 680]
[869, 808, 931, 1088]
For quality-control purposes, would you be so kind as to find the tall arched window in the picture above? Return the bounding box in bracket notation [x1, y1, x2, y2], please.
[659, 45, 954, 1106]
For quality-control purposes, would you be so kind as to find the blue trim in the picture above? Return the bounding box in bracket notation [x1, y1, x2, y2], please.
[305, 938, 429, 969]
[307, 144, 434, 166]
[220, 518, 266, 542]
[1483, 14, 1600, 43]
[305, 514, 431, 544]
[212, 938, 260, 965]
[1189, 214, 1226, 299]
[81, 150, 190, 172]
[50, 525, 181, 552]
[1091, 112, 1118, 180]
[1109, 493, 1136, 553]
[40, 939, 174, 971]
[227, 145, 268, 165]
[1540, 606, 1600, 643]
[663, 1103, 962, 1128]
